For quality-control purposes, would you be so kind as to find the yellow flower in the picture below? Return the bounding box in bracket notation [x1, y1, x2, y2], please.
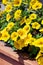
[5, 4, 12, 12]
[32, 1, 42, 10]
[0, 11, 3, 17]
[25, 18, 32, 25]
[36, 51, 42, 60]
[0, 10, 5, 16]
[17, 28, 27, 39]
[39, 28, 43, 33]
[2, 31, 10, 42]
[27, 6, 32, 10]
[29, 37, 36, 45]
[27, 33, 32, 38]
[23, 25, 30, 33]
[2, 0, 8, 4]
[6, 27, 11, 32]
[20, 16, 26, 25]
[6, 13, 11, 21]
[32, 37, 43, 48]
[40, 47, 43, 53]
[7, 22, 14, 30]
[31, 0, 38, 5]
[2, 27, 11, 32]
[30, 0, 38, 6]
[29, 0, 38, 10]
[41, 20, 43, 25]
[32, 37, 43, 53]
[24, 38, 29, 47]
[29, 13, 37, 20]
[11, 32, 18, 41]
[13, 0, 22, 6]
[0, 31, 2, 40]
[36, 51, 43, 65]
[14, 41, 21, 50]
[14, 9, 22, 20]
[24, 33, 32, 45]
[14, 39, 25, 50]
[32, 22, 40, 29]
[0, 12, 2, 17]
[37, 56, 43, 65]
[1, 28, 7, 33]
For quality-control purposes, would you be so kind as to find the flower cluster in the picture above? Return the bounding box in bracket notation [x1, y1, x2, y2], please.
[0, 0, 43, 65]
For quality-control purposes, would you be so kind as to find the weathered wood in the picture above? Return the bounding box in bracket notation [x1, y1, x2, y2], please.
[0, 41, 38, 65]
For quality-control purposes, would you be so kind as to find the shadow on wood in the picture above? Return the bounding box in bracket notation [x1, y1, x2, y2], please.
[0, 41, 38, 65]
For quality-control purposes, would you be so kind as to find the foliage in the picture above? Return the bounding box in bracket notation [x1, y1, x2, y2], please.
[0, 0, 43, 65]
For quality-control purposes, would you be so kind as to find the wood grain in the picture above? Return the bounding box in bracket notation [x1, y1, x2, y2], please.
[0, 41, 39, 65]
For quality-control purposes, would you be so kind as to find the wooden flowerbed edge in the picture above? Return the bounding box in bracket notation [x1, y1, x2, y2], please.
[0, 41, 39, 65]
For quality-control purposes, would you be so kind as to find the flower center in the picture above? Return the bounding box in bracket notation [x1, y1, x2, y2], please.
[0, 33, 2, 37]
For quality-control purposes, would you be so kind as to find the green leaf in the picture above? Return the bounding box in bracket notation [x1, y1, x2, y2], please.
[12, 47, 16, 50]
[36, 33, 42, 39]
[28, 45, 40, 58]
[8, 39, 14, 46]
[1, 22, 8, 30]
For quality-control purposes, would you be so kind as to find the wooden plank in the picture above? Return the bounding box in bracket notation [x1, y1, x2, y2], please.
[0, 41, 39, 65]
[0, 53, 22, 65]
